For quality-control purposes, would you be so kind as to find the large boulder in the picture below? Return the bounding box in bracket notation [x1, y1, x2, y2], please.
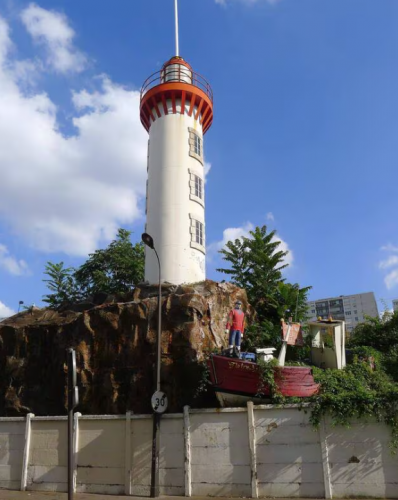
[0, 280, 250, 416]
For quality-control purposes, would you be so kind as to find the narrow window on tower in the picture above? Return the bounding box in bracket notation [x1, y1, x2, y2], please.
[194, 135, 201, 156]
[188, 128, 204, 164]
[195, 220, 204, 246]
[147, 140, 150, 172]
[189, 215, 205, 254]
[189, 170, 204, 207]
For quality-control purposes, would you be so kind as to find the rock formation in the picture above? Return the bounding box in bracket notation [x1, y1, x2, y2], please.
[0, 280, 250, 416]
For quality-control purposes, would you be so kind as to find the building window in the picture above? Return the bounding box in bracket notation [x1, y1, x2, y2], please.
[188, 128, 204, 164]
[346, 311, 351, 315]
[354, 310, 357, 314]
[195, 220, 204, 246]
[195, 175, 203, 199]
[189, 170, 204, 207]
[190, 215, 205, 254]
[194, 134, 201, 157]
[355, 317, 359, 322]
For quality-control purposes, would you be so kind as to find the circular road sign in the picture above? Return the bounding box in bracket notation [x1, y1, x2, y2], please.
[151, 391, 168, 414]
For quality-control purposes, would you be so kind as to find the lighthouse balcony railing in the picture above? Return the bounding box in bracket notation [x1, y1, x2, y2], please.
[141, 67, 213, 102]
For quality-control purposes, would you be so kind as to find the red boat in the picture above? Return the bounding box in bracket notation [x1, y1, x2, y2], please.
[207, 354, 319, 407]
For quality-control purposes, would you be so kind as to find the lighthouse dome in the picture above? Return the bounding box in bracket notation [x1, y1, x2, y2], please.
[161, 56, 192, 85]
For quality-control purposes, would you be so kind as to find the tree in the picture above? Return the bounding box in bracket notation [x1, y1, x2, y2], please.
[43, 262, 78, 308]
[217, 226, 289, 320]
[275, 282, 311, 322]
[43, 229, 145, 307]
[217, 225, 311, 350]
[74, 229, 144, 296]
[348, 312, 398, 353]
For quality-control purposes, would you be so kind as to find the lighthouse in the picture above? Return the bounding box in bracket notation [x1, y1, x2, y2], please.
[140, 2, 213, 285]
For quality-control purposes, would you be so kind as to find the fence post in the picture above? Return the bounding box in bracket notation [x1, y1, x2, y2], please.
[247, 402, 258, 499]
[125, 411, 132, 495]
[20, 413, 34, 491]
[319, 416, 332, 499]
[73, 412, 81, 493]
[183, 406, 192, 497]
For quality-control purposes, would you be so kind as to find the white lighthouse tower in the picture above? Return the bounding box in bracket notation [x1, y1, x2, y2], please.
[140, 2, 213, 285]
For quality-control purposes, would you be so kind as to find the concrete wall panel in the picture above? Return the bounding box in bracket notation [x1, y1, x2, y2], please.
[0, 421, 25, 491]
[27, 421, 67, 492]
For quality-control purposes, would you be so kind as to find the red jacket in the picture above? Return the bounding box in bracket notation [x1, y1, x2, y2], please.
[226, 309, 245, 333]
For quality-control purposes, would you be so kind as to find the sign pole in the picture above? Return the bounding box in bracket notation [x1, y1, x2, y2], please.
[67, 349, 79, 500]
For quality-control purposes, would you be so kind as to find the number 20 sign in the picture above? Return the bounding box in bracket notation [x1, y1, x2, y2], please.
[151, 391, 168, 414]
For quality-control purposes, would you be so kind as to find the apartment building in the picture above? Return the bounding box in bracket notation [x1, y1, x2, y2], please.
[306, 292, 379, 332]
[393, 299, 398, 312]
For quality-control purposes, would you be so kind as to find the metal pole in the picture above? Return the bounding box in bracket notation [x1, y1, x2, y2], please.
[174, 0, 180, 57]
[150, 248, 162, 498]
[155, 248, 161, 393]
[67, 349, 75, 500]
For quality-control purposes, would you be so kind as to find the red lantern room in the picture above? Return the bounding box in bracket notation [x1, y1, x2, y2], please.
[140, 56, 214, 134]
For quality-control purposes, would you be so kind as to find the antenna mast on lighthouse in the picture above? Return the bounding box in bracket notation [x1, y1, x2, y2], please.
[174, 0, 180, 56]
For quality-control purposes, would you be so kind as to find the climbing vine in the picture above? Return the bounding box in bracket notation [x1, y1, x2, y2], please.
[256, 358, 285, 402]
[309, 363, 398, 451]
[255, 355, 398, 450]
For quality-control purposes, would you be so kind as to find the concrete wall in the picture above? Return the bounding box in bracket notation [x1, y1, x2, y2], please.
[28, 418, 67, 492]
[1, 406, 398, 498]
[190, 411, 251, 497]
[0, 418, 25, 491]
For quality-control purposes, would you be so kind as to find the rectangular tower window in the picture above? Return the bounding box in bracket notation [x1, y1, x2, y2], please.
[188, 128, 204, 164]
[189, 215, 205, 254]
[195, 175, 203, 199]
[194, 135, 201, 157]
[189, 170, 204, 207]
[195, 220, 204, 246]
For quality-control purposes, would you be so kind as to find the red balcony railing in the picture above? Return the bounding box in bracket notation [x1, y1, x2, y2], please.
[140, 66, 213, 102]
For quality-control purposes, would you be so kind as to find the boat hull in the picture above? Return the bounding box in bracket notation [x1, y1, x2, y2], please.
[207, 354, 319, 403]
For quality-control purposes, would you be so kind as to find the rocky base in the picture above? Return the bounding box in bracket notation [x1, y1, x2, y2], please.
[0, 280, 250, 416]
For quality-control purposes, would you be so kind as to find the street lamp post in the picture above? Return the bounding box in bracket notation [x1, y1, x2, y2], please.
[141, 233, 162, 498]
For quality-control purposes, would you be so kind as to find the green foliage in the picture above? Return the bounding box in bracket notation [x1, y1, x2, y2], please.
[383, 345, 398, 383]
[347, 346, 383, 369]
[309, 363, 398, 450]
[74, 229, 144, 296]
[243, 321, 282, 352]
[42, 262, 78, 308]
[217, 226, 288, 320]
[43, 229, 144, 308]
[348, 312, 398, 382]
[348, 312, 398, 353]
[257, 358, 284, 401]
[275, 282, 312, 322]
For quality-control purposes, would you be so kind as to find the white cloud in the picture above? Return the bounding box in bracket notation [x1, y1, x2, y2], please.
[0, 244, 29, 276]
[379, 255, 398, 270]
[208, 221, 293, 267]
[211, 222, 255, 252]
[204, 162, 211, 182]
[0, 301, 15, 319]
[21, 3, 87, 74]
[266, 212, 275, 222]
[0, 13, 148, 256]
[381, 244, 398, 253]
[385, 270, 398, 290]
[379, 243, 398, 290]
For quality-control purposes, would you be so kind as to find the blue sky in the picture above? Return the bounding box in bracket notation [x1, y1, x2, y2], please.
[0, 0, 397, 317]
